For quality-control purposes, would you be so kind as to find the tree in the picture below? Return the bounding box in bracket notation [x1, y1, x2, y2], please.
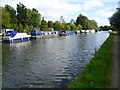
[70, 24, 77, 31]
[26, 9, 33, 26]
[76, 14, 90, 30]
[77, 24, 83, 30]
[53, 21, 63, 31]
[59, 16, 65, 25]
[31, 8, 41, 28]
[18, 23, 23, 32]
[76, 14, 98, 30]
[48, 21, 53, 28]
[99, 25, 112, 31]
[64, 23, 71, 30]
[12, 24, 18, 30]
[17, 3, 27, 26]
[2, 3, 42, 33]
[40, 17, 48, 31]
[109, 10, 120, 32]
[1, 7, 11, 28]
[88, 20, 98, 29]
[5, 5, 17, 26]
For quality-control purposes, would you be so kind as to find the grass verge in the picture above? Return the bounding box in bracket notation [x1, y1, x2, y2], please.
[68, 34, 114, 88]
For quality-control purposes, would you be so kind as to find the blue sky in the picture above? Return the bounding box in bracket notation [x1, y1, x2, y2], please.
[1, 0, 120, 26]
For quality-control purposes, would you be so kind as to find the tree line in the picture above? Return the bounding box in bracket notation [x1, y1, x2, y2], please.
[109, 8, 120, 33]
[1, 3, 99, 33]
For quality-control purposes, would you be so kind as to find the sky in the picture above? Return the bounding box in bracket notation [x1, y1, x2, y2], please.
[1, 0, 120, 26]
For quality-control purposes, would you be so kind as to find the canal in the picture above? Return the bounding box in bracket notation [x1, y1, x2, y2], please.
[2, 31, 109, 88]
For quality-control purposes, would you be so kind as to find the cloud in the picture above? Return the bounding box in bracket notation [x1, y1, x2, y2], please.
[66, 0, 119, 3]
[81, 12, 88, 17]
[35, 0, 82, 21]
[94, 7, 116, 26]
[95, 8, 116, 17]
[82, 0, 103, 10]
[93, 17, 110, 26]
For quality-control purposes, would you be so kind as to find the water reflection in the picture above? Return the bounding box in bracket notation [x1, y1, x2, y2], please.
[2, 31, 109, 88]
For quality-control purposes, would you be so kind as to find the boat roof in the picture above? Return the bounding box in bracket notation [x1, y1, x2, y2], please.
[6, 31, 18, 33]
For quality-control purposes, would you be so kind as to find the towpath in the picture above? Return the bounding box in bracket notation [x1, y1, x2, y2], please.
[111, 34, 120, 89]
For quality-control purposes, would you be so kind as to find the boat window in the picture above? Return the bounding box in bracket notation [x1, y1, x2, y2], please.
[12, 34, 15, 37]
[6, 32, 11, 36]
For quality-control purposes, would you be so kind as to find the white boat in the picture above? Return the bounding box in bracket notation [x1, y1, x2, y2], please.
[2, 31, 31, 42]
[108, 30, 112, 33]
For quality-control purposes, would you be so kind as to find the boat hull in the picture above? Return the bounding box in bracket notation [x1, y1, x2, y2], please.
[3, 37, 30, 42]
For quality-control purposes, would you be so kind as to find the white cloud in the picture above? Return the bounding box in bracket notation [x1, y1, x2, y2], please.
[82, 0, 103, 10]
[95, 8, 115, 17]
[66, 0, 119, 3]
[35, 0, 82, 21]
[81, 12, 88, 17]
[94, 7, 116, 26]
[93, 17, 110, 26]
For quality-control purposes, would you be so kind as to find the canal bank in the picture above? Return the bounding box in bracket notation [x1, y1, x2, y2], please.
[68, 34, 114, 88]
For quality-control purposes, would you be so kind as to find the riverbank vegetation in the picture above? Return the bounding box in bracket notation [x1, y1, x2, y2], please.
[109, 8, 120, 34]
[1, 3, 99, 33]
[68, 34, 114, 88]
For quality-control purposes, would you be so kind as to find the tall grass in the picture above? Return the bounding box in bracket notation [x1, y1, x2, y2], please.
[68, 34, 114, 88]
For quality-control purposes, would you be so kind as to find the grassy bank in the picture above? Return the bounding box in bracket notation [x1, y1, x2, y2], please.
[68, 34, 114, 88]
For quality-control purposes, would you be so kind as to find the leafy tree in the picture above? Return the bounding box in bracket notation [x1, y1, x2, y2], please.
[70, 24, 77, 31]
[18, 23, 23, 32]
[88, 20, 98, 29]
[26, 8, 41, 30]
[2, 3, 42, 33]
[24, 24, 30, 34]
[17, 3, 27, 26]
[53, 21, 63, 31]
[2, 7, 11, 28]
[77, 24, 83, 30]
[99, 25, 112, 31]
[48, 21, 53, 28]
[76, 14, 89, 30]
[59, 16, 65, 25]
[64, 23, 71, 30]
[29, 25, 34, 31]
[40, 17, 48, 31]
[12, 24, 18, 30]
[5, 5, 17, 26]
[0, 7, 1, 29]
[31, 8, 41, 28]
[26, 9, 33, 26]
[76, 14, 98, 30]
[109, 10, 120, 32]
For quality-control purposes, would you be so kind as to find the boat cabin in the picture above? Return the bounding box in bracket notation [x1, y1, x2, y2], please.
[6, 31, 18, 38]
[31, 29, 41, 36]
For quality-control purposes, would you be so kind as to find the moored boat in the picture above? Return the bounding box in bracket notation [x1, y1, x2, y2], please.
[2, 31, 31, 42]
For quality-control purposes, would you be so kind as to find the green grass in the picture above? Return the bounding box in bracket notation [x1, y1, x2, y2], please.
[68, 34, 114, 88]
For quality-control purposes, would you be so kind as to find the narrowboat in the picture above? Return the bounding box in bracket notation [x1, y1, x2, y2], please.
[2, 31, 31, 42]
[31, 29, 41, 36]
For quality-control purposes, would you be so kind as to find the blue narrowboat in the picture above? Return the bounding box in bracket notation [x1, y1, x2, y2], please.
[31, 29, 41, 36]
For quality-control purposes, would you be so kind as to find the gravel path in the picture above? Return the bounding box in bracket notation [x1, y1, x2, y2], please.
[111, 35, 120, 89]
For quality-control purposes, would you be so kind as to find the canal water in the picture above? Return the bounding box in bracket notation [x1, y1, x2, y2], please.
[2, 31, 109, 88]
